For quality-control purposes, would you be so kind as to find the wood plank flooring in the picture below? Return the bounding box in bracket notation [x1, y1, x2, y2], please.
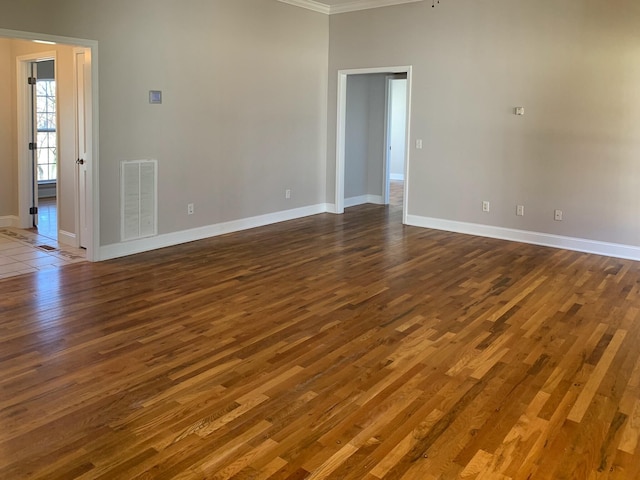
[1, 204, 640, 479]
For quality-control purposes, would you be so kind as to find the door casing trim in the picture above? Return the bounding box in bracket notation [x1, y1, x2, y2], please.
[335, 65, 412, 223]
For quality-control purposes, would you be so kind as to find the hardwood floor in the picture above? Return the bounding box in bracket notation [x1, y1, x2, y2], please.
[389, 180, 403, 206]
[1, 204, 640, 479]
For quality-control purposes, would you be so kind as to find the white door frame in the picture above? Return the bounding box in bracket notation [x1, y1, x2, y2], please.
[382, 74, 392, 206]
[73, 47, 91, 249]
[2, 28, 100, 261]
[335, 66, 412, 223]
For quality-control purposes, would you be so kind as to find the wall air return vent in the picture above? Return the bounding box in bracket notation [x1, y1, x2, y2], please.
[121, 159, 158, 241]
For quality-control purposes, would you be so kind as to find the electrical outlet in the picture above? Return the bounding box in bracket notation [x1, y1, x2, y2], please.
[187, 203, 194, 215]
[416, 139, 423, 149]
[517, 205, 524, 216]
[554, 209, 563, 221]
[285, 189, 291, 199]
[482, 201, 490, 213]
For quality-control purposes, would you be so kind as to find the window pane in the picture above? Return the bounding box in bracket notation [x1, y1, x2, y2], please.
[34, 80, 56, 183]
[37, 114, 46, 130]
[37, 114, 53, 131]
[37, 132, 47, 148]
[38, 149, 50, 165]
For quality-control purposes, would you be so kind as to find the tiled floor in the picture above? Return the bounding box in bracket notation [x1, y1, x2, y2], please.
[0, 228, 85, 280]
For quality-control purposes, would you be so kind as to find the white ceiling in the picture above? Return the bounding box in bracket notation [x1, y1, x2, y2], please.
[277, 0, 424, 15]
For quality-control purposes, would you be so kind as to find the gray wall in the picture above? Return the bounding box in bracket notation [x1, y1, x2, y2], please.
[328, 0, 640, 246]
[0, 0, 329, 247]
[345, 73, 386, 200]
[37, 59, 54, 80]
[4, 0, 640, 251]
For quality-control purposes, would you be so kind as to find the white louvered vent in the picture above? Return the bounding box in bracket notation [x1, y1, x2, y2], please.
[121, 159, 157, 241]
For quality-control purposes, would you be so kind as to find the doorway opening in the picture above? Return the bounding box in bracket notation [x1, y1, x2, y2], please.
[1, 28, 99, 261]
[386, 74, 408, 209]
[335, 66, 412, 223]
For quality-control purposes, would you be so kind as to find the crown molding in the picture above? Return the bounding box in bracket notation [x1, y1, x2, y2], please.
[330, 0, 424, 14]
[277, 0, 423, 15]
[277, 0, 331, 15]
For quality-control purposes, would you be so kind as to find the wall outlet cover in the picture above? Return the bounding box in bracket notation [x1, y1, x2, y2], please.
[554, 209, 563, 221]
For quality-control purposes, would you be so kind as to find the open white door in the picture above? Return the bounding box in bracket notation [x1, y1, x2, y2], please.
[28, 62, 39, 227]
[18, 54, 54, 230]
[74, 49, 90, 248]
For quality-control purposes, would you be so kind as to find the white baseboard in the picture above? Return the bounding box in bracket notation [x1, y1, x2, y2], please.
[345, 195, 384, 208]
[390, 174, 404, 181]
[406, 215, 640, 262]
[99, 203, 331, 261]
[0, 216, 20, 228]
[58, 230, 77, 247]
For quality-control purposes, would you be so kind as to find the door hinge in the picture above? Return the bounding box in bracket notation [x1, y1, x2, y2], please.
[29, 142, 37, 151]
[28, 77, 36, 85]
[29, 207, 38, 215]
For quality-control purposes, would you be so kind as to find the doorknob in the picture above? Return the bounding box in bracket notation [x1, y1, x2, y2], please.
[76, 158, 85, 165]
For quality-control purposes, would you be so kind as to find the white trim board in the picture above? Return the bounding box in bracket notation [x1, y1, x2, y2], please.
[344, 195, 384, 208]
[406, 215, 640, 262]
[331, 0, 423, 14]
[100, 203, 331, 261]
[277, 0, 423, 14]
[58, 230, 77, 247]
[277, 0, 330, 14]
[0, 216, 20, 228]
